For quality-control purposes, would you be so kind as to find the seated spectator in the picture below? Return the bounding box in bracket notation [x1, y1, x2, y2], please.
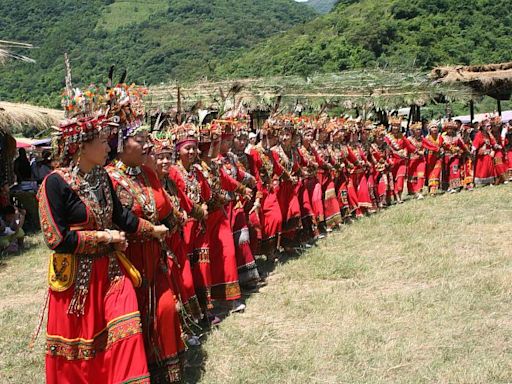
[31, 150, 53, 184]
[0, 205, 26, 254]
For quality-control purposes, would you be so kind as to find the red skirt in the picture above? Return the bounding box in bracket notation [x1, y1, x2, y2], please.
[45, 256, 150, 384]
[258, 188, 282, 253]
[207, 208, 241, 301]
[474, 154, 495, 186]
[182, 219, 211, 309]
[166, 231, 201, 321]
[352, 172, 373, 210]
[303, 176, 325, 223]
[426, 156, 442, 193]
[296, 179, 317, 238]
[229, 202, 260, 286]
[443, 156, 462, 190]
[317, 171, 341, 228]
[391, 160, 407, 194]
[276, 180, 301, 239]
[494, 150, 508, 180]
[125, 239, 184, 383]
[407, 158, 426, 194]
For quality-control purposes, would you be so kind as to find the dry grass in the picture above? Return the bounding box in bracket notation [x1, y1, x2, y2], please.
[1, 185, 511, 383]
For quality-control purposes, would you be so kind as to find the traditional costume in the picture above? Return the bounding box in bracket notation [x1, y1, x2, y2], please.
[39, 88, 151, 384]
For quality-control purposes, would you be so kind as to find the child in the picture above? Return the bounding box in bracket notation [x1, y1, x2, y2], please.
[0, 205, 25, 253]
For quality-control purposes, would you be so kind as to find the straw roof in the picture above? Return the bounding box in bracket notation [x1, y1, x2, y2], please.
[148, 70, 473, 114]
[0, 101, 63, 134]
[430, 62, 512, 100]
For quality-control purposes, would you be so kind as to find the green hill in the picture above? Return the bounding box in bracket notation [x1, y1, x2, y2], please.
[0, 0, 314, 107]
[216, 0, 512, 78]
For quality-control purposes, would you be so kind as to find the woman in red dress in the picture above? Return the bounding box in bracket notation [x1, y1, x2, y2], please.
[169, 124, 212, 316]
[299, 120, 325, 233]
[423, 122, 444, 195]
[39, 107, 163, 383]
[217, 119, 260, 289]
[441, 121, 468, 193]
[351, 124, 376, 214]
[472, 120, 497, 187]
[384, 117, 408, 203]
[149, 133, 203, 322]
[268, 118, 302, 250]
[247, 127, 284, 259]
[106, 101, 184, 382]
[406, 122, 427, 199]
[368, 125, 395, 207]
[490, 117, 508, 184]
[330, 122, 359, 218]
[315, 120, 342, 231]
[197, 121, 248, 311]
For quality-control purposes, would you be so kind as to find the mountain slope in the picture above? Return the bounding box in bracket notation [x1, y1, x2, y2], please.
[0, 0, 314, 106]
[302, 0, 339, 13]
[216, 0, 512, 78]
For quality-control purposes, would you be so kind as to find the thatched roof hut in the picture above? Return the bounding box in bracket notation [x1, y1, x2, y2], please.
[0, 101, 63, 134]
[149, 70, 473, 114]
[430, 62, 512, 100]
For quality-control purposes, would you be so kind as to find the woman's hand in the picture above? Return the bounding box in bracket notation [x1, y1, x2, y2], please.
[201, 203, 209, 220]
[151, 224, 169, 240]
[244, 187, 253, 200]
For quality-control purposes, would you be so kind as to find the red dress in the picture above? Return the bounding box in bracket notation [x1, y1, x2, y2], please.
[492, 133, 508, 182]
[315, 144, 342, 228]
[248, 146, 284, 254]
[107, 162, 184, 383]
[169, 162, 212, 310]
[472, 131, 496, 186]
[442, 134, 467, 190]
[384, 133, 408, 195]
[204, 160, 243, 301]
[331, 144, 359, 216]
[300, 143, 325, 226]
[294, 146, 319, 239]
[38, 168, 150, 384]
[271, 145, 302, 244]
[369, 142, 394, 204]
[161, 176, 202, 321]
[406, 136, 426, 194]
[423, 134, 444, 193]
[351, 144, 375, 213]
[218, 152, 260, 287]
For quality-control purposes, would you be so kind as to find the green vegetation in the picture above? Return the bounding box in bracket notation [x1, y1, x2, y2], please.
[96, 0, 169, 31]
[302, 0, 339, 14]
[216, 0, 512, 78]
[2, 185, 511, 382]
[0, 0, 314, 107]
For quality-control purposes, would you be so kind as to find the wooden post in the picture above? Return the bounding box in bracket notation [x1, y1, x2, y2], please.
[469, 100, 474, 123]
[497, 99, 502, 116]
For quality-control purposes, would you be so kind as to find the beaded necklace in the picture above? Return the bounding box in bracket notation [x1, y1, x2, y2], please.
[111, 159, 158, 224]
[64, 165, 113, 229]
[176, 160, 202, 204]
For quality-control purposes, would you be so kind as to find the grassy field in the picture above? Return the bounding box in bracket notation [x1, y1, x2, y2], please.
[1, 185, 511, 383]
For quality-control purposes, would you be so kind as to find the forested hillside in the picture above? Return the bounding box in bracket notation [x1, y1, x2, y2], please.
[0, 0, 314, 106]
[217, 0, 512, 78]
